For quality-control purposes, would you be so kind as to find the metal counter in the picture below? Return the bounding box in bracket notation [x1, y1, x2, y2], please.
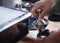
[0, 6, 32, 32]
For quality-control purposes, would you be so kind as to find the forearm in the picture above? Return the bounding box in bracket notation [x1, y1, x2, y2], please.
[44, 30, 60, 43]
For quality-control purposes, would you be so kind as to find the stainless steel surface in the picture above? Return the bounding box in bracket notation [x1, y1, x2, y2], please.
[32, 18, 48, 31]
[0, 6, 32, 32]
[32, 18, 48, 26]
[24, 2, 33, 8]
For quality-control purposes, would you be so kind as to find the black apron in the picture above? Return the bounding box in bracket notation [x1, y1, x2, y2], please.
[52, 1, 60, 15]
[48, 1, 60, 21]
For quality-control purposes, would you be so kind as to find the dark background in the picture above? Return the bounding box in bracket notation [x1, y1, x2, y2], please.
[22, 0, 39, 3]
[0, 0, 2, 6]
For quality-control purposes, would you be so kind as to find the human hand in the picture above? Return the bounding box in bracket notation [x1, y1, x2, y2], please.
[31, 0, 53, 21]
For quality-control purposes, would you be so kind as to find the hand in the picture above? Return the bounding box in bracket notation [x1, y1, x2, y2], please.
[31, 0, 53, 21]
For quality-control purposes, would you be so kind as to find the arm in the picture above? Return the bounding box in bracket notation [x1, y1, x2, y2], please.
[44, 30, 60, 43]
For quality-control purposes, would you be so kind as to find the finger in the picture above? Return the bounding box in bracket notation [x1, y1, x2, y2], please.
[31, 6, 39, 19]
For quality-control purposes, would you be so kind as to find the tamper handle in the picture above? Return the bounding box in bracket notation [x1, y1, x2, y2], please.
[36, 8, 43, 14]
